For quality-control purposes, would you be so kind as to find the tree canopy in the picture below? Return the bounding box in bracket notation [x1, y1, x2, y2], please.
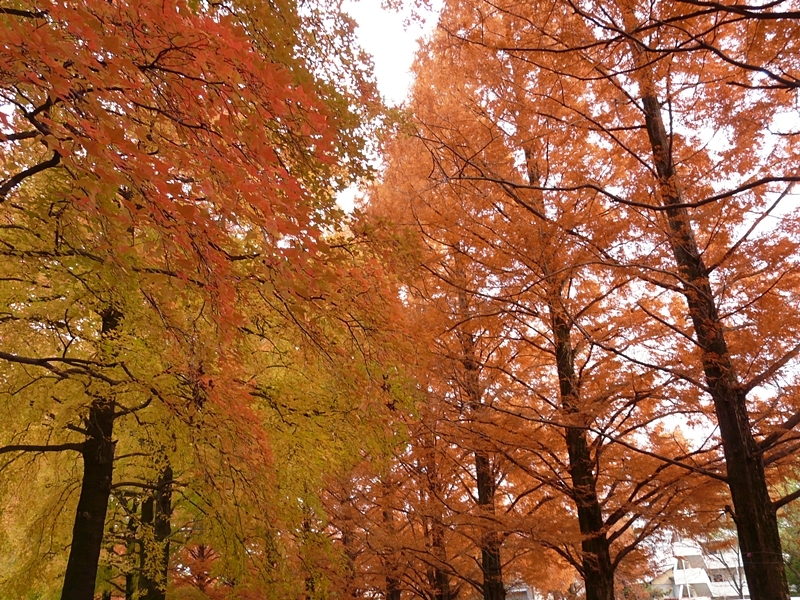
[2, 0, 800, 599]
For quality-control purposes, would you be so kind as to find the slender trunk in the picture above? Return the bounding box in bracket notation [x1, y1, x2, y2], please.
[551, 309, 614, 600]
[425, 502, 458, 600]
[139, 465, 173, 600]
[456, 285, 505, 600]
[523, 149, 615, 600]
[428, 517, 456, 600]
[154, 465, 173, 593]
[386, 579, 401, 600]
[565, 430, 614, 600]
[421, 430, 456, 600]
[474, 451, 505, 600]
[386, 548, 403, 600]
[125, 573, 135, 600]
[60, 307, 121, 600]
[619, 12, 789, 597]
[341, 530, 359, 598]
[382, 487, 402, 600]
[140, 495, 154, 582]
[338, 495, 360, 599]
[126, 500, 138, 600]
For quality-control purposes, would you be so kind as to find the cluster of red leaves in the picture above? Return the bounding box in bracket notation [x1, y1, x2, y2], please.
[1, 0, 339, 319]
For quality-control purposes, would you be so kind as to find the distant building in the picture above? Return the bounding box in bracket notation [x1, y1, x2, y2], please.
[506, 582, 536, 600]
[650, 539, 747, 599]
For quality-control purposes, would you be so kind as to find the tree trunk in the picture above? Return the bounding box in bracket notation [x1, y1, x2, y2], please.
[126, 500, 138, 600]
[60, 307, 121, 600]
[552, 310, 614, 600]
[522, 147, 615, 600]
[456, 286, 505, 600]
[337, 495, 360, 599]
[386, 572, 402, 600]
[60, 400, 116, 600]
[428, 510, 456, 600]
[422, 431, 457, 600]
[475, 451, 505, 600]
[139, 465, 173, 600]
[382, 491, 403, 600]
[153, 465, 173, 594]
[620, 12, 790, 598]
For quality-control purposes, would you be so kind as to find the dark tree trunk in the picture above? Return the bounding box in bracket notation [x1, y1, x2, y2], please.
[126, 565, 136, 599]
[474, 451, 505, 600]
[154, 465, 173, 591]
[522, 147, 615, 600]
[628, 41, 790, 599]
[456, 287, 505, 600]
[386, 574, 402, 600]
[60, 400, 116, 600]
[428, 515, 456, 600]
[126, 500, 138, 600]
[382, 497, 403, 600]
[551, 310, 614, 600]
[422, 432, 457, 600]
[139, 465, 173, 600]
[337, 495, 360, 599]
[60, 307, 121, 600]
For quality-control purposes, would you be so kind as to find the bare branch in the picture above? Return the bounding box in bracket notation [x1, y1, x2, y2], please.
[774, 487, 800, 511]
[0, 442, 83, 455]
[0, 7, 48, 18]
[0, 152, 61, 201]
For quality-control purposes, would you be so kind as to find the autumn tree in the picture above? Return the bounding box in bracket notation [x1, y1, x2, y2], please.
[0, 185, 408, 599]
[391, 0, 800, 598]
[0, 0, 407, 598]
[364, 6, 758, 597]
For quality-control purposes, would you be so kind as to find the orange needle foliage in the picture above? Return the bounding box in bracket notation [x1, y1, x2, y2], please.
[364, 0, 800, 599]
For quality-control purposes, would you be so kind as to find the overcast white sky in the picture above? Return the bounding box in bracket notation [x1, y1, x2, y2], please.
[344, 0, 440, 106]
[337, 0, 440, 209]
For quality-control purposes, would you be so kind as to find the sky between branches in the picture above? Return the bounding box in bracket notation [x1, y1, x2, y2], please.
[345, 0, 441, 106]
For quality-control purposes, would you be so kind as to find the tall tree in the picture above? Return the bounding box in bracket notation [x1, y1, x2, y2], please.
[400, 0, 800, 598]
[0, 1, 401, 598]
[368, 13, 738, 598]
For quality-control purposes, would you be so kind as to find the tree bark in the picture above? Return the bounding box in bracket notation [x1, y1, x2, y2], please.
[139, 465, 172, 600]
[386, 580, 402, 600]
[337, 494, 360, 599]
[382, 487, 403, 600]
[475, 450, 505, 600]
[456, 286, 505, 600]
[621, 12, 790, 598]
[551, 309, 614, 600]
[126, 500, 138, 600]
[427, 503, 456, 600]
[60, 400, 116, 600]
[60, 307, 121, 600]
[523, 148, 615, 600]
[428, 518, 456, 600]
[421, 431, 457, 600]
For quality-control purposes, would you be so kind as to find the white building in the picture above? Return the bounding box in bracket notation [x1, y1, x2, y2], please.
[506, 582, 536, 600]
[651, 539, 748, 599]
